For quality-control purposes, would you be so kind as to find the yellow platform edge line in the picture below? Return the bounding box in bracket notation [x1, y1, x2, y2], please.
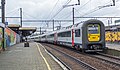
[36, 43, 51, 70]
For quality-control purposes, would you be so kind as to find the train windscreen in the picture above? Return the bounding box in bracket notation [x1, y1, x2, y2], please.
[88, 24, 100, 34]
[87, 24, 100, 42]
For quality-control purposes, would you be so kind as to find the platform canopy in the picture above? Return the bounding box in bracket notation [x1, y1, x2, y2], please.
[19, 27, 36, 37]
[8, 24, 21, 28]
[8, 24, 21, 34]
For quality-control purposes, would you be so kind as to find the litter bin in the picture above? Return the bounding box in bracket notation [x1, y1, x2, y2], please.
[24, 42, 29, 47]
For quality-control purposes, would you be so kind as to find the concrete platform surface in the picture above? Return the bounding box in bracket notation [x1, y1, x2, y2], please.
[0, 42, 63, 70]
[106, 43, 120, 51]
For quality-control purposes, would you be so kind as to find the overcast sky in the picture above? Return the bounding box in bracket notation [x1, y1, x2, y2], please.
[1, 0, 120, 30]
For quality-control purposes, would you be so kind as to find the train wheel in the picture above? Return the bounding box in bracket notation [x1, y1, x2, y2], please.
[81, 49, 85, 53]
[103, 47, 108, 53]
[75, 45, 80, 50]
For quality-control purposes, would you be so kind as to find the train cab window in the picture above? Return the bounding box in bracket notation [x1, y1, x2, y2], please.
[88, 24, 100, 34]
[87, 24, 101, 42]
[75, 29, 80, 37]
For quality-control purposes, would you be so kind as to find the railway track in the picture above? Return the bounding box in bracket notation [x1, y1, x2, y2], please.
[41, 43, 120, 70]
[64, 47, 120, 67]
[38, 43, 71, 70]
[43, 43, 96, 70]
[68, 46, 120, 67]
[89, 52, 120, 67]
[45, 49, 72, 70]
[97, 52, 120, 61]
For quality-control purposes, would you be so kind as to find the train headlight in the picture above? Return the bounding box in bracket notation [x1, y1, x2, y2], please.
[97, 36, 99, 39]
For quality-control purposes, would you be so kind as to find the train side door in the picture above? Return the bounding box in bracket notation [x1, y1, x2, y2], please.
[54, 32, 57, 44]
[72, 29, 75, 47]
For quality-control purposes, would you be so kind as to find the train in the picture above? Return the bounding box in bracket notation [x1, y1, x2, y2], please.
[29, 19, 106, 52]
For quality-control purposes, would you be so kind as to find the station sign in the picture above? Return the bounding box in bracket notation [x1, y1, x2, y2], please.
[5, 22, 8, 25]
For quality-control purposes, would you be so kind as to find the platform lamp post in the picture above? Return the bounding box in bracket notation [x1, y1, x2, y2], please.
[1, 0, 5, 51]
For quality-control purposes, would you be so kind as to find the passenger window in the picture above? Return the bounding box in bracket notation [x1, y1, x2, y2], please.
[75, 29, 80, 37]
[58, 31, 71, 37]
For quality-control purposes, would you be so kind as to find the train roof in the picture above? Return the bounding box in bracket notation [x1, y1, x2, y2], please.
[56, 21, 84, 33]
[57, 19, 104, 32]
[40, 19, 104, 36]
[105, 24, 120, 31]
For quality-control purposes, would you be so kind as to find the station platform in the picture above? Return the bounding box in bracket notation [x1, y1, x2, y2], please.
[0, 42, 63, 70]
[106, 43, 120, 51]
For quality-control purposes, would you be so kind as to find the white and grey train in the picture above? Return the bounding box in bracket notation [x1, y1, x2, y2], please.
[29, 19, 106, 52]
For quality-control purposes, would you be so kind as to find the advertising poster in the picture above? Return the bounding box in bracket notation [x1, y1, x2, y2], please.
[0, 27, 3, 50]
[5, 28, 11, 46]
[5, 28, 16, 46]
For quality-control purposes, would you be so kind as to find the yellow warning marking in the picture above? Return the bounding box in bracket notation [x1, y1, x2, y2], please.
[36, 43, 51, 70]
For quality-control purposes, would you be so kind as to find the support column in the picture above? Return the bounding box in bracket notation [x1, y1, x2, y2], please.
[1, 0, 5, 51]
[73, 7, 74, 25]
[53, 20, 54, 31]
[20, 8, 22, 27]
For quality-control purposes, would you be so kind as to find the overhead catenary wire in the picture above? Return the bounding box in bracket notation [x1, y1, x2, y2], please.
[78, 0, 91, 10]
[59, 10, 73, 19]
[65, 0, 72, 5]
[6, 8, 21, 24]
[45, 1, 72, 21]
[45, 0, 72, 27]
[73, 0, 120, 26]
[52, 0, 91, 26]
[6, 8, 19, 15]
[79, 0, 117, 17]
[59, 0, 92, 20]
[73, 0, 118, 20]
[46, 0, 60, 19]
[50, 0, 72, 19]
[63, 0, 115, 25]
[23, 11, 38, 19]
